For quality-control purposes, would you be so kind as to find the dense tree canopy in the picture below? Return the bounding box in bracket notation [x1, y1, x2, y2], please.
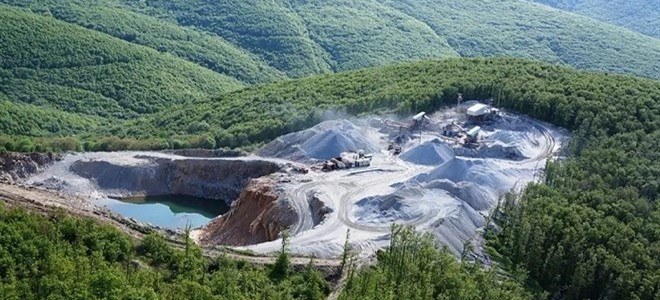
[3, 0, 660, 80]
[0, 203, 331, 299]
[120, 59, 660, 151]
[378, 0, 660, 78]
[1, 0, 284, 85]
[1, 40, 659, 297]
[340, 225, 531, 299]
[532, 0, 660, 38]
[123, 57, 658, 298]
[0, 5, 242, 119]
[2, 0, 659, 152]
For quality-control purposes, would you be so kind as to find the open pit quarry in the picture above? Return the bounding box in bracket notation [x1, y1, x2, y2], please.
[8, 104, 568, 261]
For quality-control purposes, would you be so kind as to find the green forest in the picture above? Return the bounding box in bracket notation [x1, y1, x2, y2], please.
[2, 0, 659, 152]
[3, 57, 660, 153]
[377, 0, 660, 78]
[1, 0, 284, 85]
[339, 226, 531, 299]
[532, 0, 659, 38]
[2, 0, 660, 80]
[1, 0, 659, 299]
[0, 204, 536, 299]
[2, 56, 658, 298]
[0, 6, 241, 119]
[0, 203, 332, 299]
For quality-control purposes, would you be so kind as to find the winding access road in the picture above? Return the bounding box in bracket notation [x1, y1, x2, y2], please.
[280, 114, 559, 258]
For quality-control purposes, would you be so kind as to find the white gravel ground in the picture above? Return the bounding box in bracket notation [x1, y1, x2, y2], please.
[247, 108, 568, 258]
[25, 106, 569, 260]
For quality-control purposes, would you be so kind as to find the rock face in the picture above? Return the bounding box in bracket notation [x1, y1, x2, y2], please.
[162, 148, 247, 158]
[200, 178, 297, 246]
[0, 152, 61, 183]
[309, 193, 333, 225]
[69, 156, 281, 204]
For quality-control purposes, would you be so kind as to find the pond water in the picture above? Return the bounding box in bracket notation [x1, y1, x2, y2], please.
[100, 195, 229, 229]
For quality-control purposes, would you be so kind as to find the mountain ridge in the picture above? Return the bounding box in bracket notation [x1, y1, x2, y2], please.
[2, 0, 660, 148]
[3, 0, 659, 81]
[532, 0, 660, 38]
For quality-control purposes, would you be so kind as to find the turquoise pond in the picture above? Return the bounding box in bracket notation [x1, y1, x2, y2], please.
[101, 195, 229, 229]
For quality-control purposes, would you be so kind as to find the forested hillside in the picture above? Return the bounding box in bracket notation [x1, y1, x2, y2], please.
[339, 226, 531, 299]
[0, 203, 331, 299]
[118, 58, 657, 298]
[0, 6, 242, 120]
[1, 0, 659, 143]
[131, 0, 660, 79]
[2, 0, 660, 80]
[133, 0, 335, 78]
[1, 0, 285, 84]
[378, 0, 660, 78]
[532, 0, 660, 38]
[139, 0, 459, 75]
[0, 99, 99, 138]
[0, 19, 658, 297]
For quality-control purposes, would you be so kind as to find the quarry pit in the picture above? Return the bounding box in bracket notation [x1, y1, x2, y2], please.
[16, 104, 568, 260]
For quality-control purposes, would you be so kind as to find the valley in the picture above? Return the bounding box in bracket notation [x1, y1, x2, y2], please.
[1, 1, 658, 298]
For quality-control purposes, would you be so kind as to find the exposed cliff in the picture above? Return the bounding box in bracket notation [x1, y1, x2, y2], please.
[0, 152, 61, 184]
[69, 156, 281, 204]
[200, 178, 297, 246]
[162, 148, 247, 158]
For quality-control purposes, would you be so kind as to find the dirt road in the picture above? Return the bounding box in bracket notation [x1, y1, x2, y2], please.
[248, 112, 564, 259]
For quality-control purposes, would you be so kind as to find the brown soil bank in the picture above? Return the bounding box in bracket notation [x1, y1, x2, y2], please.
[69, 156, 281, 204]
[200, 178, 297, 246]
[0, 152, 60, 183]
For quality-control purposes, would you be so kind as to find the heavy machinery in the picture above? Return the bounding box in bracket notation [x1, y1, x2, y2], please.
[321, 150, 372, 172]
[466, 103, 499, 123]
[384, 111, 432, 132]
[442, 122, 463, 137]
[387, 144, 402, 155]
[441, 122, 481, 147]
[293, 165, 309, 174]
[463, 126, 481, 147]
[411, 112, 431, 128]
[285, 163, 309, 174]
